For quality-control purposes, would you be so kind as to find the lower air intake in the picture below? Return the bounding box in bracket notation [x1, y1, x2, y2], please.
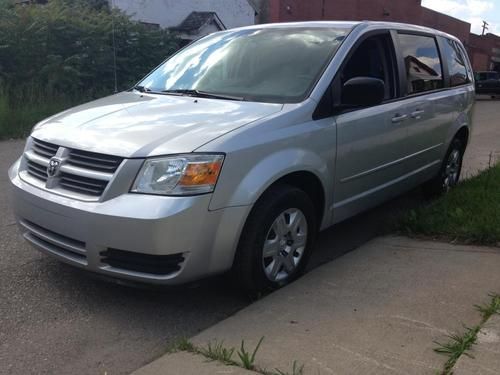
[100, 249, 185, 275]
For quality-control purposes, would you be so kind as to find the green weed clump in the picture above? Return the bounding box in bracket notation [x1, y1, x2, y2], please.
[401, 165, 500, 245]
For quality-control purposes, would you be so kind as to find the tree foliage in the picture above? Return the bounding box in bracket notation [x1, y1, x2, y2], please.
[0, 0, 179, 101]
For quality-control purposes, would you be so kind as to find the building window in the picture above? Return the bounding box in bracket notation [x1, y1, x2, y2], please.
[398, 33, 444, 94]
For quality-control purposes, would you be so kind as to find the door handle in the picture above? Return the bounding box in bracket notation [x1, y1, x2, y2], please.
[392, 113, 408, 123]
[410, 109, 425, 119]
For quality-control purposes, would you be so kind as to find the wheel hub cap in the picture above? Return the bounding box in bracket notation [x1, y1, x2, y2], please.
[262, 208, 308, 282]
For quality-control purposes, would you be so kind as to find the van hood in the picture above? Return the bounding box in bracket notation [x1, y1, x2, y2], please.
[32, 92, 283, 158]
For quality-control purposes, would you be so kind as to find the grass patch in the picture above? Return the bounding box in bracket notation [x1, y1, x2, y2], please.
[434, 293, 500, 375]
[237, 337, 264, 370]
[168, 336, 305, 375]
[475, 294, 500, 322]
[199, 340, 237, 366]
[434, 325, 479, 374]
[401, 165, 500, 245]
[167, 337, 196, 353]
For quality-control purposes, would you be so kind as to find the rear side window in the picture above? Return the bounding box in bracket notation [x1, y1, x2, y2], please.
[398, 33, 444, 94]
[441, 38, 469, 86]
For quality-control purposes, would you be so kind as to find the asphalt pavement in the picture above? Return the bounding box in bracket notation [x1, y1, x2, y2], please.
[0, 99, 498, 375]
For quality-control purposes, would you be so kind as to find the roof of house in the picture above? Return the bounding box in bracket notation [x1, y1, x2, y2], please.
[173, 11, 226, 32]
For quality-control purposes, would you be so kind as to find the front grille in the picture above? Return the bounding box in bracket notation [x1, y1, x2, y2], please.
[27, 160, 48, 182]
[20, 219, 87, 265]
[59, 172, 108, 196]
[32, 138, 58, 158]
[101, 249, 185, 275]
[67, 149, 122, 173]
[22, 137, 124, 200]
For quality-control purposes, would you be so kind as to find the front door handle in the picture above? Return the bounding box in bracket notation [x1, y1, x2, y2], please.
[392, 113, 408, 123]
[410, 109, 425, 119]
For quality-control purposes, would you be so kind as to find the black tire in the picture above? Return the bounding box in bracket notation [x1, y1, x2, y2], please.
[422, 138, 465, 198]
[232, 184, 317, 294]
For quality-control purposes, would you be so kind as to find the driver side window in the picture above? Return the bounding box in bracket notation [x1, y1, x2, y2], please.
[340, 33, 398, 103]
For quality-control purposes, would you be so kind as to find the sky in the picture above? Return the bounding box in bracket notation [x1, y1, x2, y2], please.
[421, 0, 500, 35]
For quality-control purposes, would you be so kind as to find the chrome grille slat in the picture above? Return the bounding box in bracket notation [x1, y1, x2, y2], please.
[60, 174, 108, 189]
[70, 150, 121, 164]
[22, 138, 125, 200]
[27, 160, 48, 182]
[68, 149, 122, 173]
[59, 163, 113, 182]
[27, 160, 46, 174]
[60, 173, 107, 195]
[32, 139, 58, 158]
[27, 170, 47, 181]
[24, 150, 50, 166]
[32, 147, 54, 158]
[66, 158, 118, 171]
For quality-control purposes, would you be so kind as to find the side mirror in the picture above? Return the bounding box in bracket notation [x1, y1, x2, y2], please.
[341, 77, 385, 107]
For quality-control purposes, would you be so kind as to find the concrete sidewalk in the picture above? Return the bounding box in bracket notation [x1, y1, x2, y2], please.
[132, 236, 500, 375]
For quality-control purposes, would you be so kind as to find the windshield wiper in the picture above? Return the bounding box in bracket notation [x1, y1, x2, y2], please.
[162, 89, 244, 101]
[132, 85, 152, 93]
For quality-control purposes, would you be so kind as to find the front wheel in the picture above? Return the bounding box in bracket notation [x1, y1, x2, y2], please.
[232, 185, 317, 294]
[422, 138, 464, 197]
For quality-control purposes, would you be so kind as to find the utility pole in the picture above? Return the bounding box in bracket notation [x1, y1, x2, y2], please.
[482, 20, 489, 36]
[111, 0, 118, 93]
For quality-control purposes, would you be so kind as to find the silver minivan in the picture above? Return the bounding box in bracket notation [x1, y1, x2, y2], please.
[9, 21, 474, 292]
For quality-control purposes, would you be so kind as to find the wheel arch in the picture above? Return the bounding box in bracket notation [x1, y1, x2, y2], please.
[264, 171, 326, 228]
[209, 148, 332, 227]
[454, 126, 470, 148]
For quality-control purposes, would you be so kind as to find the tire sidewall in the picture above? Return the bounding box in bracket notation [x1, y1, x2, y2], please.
[238, 185, 317, 293]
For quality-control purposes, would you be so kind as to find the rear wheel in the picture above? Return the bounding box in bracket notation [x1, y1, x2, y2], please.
[422, 138, 464, 197]
[232, 185, 317, 294]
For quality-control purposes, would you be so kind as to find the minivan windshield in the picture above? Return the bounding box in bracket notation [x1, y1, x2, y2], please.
[138, 27, 351, 103]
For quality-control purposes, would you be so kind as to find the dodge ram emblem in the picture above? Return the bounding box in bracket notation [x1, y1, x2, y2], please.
[47, 157, 62, 178]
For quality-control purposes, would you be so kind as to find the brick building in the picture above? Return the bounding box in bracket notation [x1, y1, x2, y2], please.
[468, 33, 500, 72]
[255, 0, 500, 72]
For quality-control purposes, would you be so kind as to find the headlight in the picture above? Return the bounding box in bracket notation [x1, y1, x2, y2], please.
[131, 154, 224, 195]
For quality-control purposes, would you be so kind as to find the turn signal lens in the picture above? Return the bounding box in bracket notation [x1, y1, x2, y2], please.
[180, 161, 223, 186]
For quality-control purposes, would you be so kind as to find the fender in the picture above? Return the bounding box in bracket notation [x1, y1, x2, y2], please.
[209, 148, 333, 221]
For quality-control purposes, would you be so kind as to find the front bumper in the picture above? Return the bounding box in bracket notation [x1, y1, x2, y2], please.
[8, 158, 249, 285]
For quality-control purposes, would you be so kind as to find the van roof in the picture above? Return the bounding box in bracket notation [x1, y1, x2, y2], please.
[231, 21, 461, 43]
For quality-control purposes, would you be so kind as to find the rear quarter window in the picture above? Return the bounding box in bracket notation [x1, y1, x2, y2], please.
[398, 33, 444, 95]
[441, 38, 469, 86]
